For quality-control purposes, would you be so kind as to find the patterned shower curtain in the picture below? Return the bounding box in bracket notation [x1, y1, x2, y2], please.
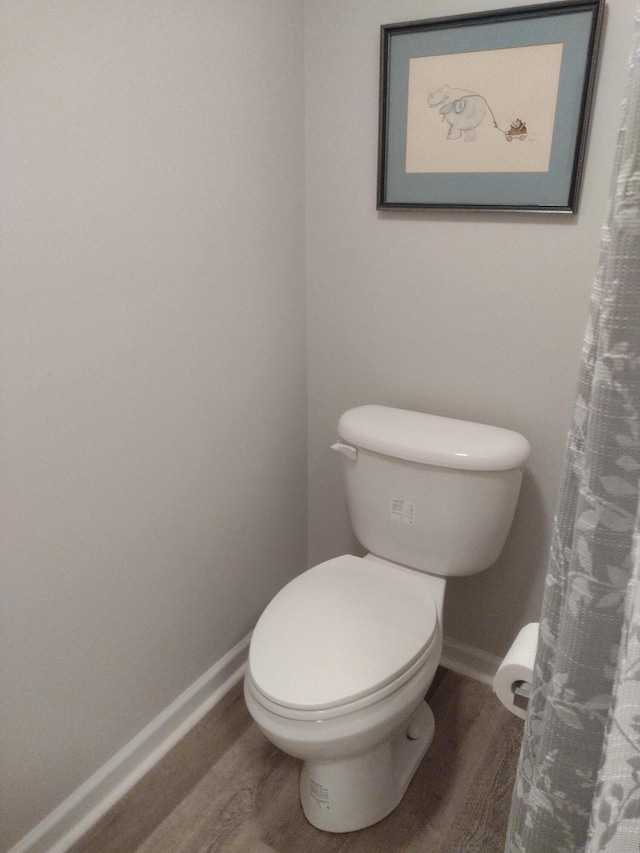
[505, 7, 640, 852]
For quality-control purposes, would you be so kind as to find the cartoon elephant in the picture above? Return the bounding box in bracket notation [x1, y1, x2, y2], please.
[427, 86, 487, 142]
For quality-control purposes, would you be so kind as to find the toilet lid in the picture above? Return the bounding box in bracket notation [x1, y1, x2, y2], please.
[249, 555, 438, 711]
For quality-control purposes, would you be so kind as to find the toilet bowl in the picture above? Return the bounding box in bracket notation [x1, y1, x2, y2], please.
[244, 405, 530, 832]
[245, 554, 443, 832]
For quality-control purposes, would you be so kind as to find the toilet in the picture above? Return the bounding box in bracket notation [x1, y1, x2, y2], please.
[244, 404, 530, 833]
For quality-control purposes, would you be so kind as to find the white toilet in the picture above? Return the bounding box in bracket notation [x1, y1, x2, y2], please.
[244, 404, 530, 833]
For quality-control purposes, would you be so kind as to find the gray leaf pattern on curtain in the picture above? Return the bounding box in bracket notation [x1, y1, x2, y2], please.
[506, 7, 640, 852]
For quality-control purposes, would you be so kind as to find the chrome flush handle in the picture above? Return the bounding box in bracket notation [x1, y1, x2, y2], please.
[330, 442, 358, 461]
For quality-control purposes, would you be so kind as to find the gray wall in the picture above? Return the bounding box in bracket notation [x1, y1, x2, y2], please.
[0, 2, 306, 849]
[305, 0, 637, 655]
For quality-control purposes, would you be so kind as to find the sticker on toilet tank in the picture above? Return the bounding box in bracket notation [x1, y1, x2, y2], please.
[310, 779, 330, 807]
[391, 498, 415, 525]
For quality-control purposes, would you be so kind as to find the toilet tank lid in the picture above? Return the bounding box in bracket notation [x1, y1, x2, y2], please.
[337, 405, 530, 471]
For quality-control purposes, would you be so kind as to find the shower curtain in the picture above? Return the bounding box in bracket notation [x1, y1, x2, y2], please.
[505, 7, 640, 852]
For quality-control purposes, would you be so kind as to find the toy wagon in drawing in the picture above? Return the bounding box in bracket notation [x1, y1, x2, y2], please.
[505, 119, 528, 141]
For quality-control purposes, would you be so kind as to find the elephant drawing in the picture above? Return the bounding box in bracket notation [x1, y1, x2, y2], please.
[427, 86, 488, 142]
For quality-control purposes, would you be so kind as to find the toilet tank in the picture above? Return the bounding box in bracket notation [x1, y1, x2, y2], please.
[334, 405, 530, 577]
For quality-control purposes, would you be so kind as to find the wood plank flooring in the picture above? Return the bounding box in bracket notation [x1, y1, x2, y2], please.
[70, 669, 523, 853]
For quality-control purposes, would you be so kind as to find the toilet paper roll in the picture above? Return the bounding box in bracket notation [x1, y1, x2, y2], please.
[493, 622, 539, 720]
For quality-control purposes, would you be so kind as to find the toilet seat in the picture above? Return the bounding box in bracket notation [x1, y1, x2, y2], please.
[249, 555, 439, 716]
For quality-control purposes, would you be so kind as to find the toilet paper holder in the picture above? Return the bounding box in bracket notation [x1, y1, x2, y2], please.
[511, 679, 531, 713]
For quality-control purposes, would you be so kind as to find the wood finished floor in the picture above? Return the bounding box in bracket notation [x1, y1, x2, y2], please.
[70, 669, 523, 853]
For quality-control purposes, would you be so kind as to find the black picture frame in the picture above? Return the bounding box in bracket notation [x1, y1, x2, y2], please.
[377, 0, 605, 213]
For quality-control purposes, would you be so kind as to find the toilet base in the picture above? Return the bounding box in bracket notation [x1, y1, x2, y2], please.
[299, 700, 435, 833]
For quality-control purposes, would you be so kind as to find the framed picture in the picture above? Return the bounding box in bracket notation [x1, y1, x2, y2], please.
[377, 0, 605, 213]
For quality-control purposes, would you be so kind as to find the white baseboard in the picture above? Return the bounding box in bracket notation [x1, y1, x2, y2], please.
[441, 636, 502, 687]
[9, 634, 251, 853]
